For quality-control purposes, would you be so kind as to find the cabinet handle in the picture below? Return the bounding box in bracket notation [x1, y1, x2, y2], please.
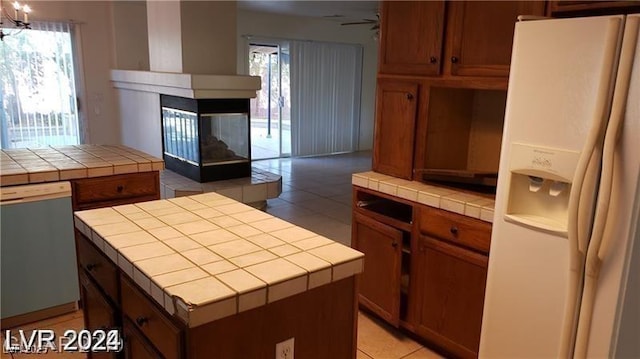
[86, 263, 97, 272]
[406, 93, 414, 100]
[450, 226, 459, 236]
[116, 185, 124, 193]
[135, 316, 148, 327]
[429, 56, 437, 64]
[392, 241, 398, 248]
[451, 56, 459, 64]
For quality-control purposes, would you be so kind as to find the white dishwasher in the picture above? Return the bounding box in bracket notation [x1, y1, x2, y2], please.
[1, 181, 79, 325]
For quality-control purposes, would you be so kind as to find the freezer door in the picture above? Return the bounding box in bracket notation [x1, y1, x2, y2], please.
[479, 15, 625, 358]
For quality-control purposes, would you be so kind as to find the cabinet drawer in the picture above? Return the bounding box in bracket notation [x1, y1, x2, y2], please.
[76, 232, 119, 304]
[419, 206, 491, 253]
[121, 277, 182, 359]
[72, 172, 159, 210]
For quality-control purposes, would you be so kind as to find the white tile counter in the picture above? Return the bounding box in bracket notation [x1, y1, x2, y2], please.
[74, 192, 364, 328]
[0, 145, 164, 186]
[352, 171, 496, 223]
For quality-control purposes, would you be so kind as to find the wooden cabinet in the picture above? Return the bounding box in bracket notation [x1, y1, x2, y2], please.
[378, 1, 446, 76]
[373, 80, 420, 179]
[378, 0, 545, 78]
[446, 1, 546, 77]
[351, 185, 492, 358]
[122, 319, 162, 359]
[71, 171, 160, 211]
[352, 212, 403, 326]
[78, 271, 118, 359]
[411, 205, 490, 358]
[121, 277, 182, 359]
[412, 235, 488, 359]
[76, 229, 359, 359]
[548, 1, 640, 17]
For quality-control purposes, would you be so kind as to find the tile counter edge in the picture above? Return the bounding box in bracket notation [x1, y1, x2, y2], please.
[352, 171, 495, 223]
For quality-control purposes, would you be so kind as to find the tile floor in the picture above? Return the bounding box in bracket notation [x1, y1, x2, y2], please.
[2, 151, 444, 359]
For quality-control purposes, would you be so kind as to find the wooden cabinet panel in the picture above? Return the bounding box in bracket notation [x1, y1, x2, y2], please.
[447, 1, 546, 77]
[122, 318, 162, 359]
[413, 235, 488, 359]
[419, 205, 492, 254]
[373, 80, 419, 179]
[121, 277, 182, 359]
[379, 1, 446, 76]
[76, 231, 119, 305]
[72, 172, 160, 210]
[548, 1, 640, 16]
[352, 212, 403, 326]
[78, 271, 118, 359]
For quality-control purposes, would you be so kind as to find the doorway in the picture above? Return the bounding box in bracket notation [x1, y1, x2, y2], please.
[248, 43, 291, 160]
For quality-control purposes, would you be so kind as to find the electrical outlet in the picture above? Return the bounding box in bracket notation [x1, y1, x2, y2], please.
[275, 337, 294, 359]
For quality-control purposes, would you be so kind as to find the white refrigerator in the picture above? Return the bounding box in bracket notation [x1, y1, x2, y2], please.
[480, 14, 639, 358]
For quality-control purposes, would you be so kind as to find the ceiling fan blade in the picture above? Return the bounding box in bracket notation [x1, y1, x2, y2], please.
[341, 21, 376, 26]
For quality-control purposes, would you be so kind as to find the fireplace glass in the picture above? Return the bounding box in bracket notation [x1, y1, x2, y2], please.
[160, 95, 251, 182]
[200, 113, 249, 166]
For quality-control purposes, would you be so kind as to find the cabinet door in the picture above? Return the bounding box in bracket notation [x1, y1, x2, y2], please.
[548, 1, 640, 16]
[352, 212, 403, 327]
[373, 80, 418, 179]
[413, 235, 488, 359]
[447, 1, 546, 77]
[122, 319, 162, 359]
[379, 1, 445, 76]
[79, 273, 118, 359]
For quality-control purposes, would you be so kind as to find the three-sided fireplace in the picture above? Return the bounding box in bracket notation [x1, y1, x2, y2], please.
[160, 94, 251, 182]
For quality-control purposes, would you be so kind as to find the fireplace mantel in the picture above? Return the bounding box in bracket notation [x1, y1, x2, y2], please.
[110, 70, 261, 99]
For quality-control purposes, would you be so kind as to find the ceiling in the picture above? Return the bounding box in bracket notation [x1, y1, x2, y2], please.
[237, 0, 380, 23]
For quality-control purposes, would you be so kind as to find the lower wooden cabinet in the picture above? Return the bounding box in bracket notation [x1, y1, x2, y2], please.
[352, 212, 403, 326]
[352, 185, 491, 358]
[78, 271, 119, 359]
[71, 171, 160, 211]
[412, 235, 488, 359]
[122, 318, 163, 359]
[121, 277, 182, 359]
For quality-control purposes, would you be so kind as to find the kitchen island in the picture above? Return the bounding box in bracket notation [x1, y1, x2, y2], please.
[74, 192, 364, 358]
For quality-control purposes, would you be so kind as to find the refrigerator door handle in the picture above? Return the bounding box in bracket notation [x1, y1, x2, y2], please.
[559, 16, 624, 359]
[573, 15, 639, 359]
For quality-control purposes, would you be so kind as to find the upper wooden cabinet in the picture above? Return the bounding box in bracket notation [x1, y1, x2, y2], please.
[379, 1, 446, 76]
[447, 1, 547, 77]
[373, 79, 420, 179]
[548, 1, 640, 17]
[378, 1, 546, 78]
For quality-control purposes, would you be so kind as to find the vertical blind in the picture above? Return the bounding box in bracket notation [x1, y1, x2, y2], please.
[290, 41, 363, 156]
[0, 21, 81, 149]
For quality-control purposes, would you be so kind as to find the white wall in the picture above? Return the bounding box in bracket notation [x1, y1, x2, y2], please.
[29, 1, 121, 145]
[237, 10, 378, 151]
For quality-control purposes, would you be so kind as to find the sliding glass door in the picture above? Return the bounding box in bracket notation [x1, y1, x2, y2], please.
[248, 43, 291, 160]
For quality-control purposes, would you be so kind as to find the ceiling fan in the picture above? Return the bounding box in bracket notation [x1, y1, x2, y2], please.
[340, 14, 380, 32]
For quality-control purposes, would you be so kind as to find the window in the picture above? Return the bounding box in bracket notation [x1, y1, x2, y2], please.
[0, 22, 81, 149]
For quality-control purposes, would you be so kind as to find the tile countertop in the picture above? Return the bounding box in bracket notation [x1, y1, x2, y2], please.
[74, 193, 364, 328]
[352, 171, 496, 223]
[0, 145, 164, 186]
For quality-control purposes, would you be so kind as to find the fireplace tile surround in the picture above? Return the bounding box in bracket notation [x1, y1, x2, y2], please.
[160, 168, 282, 209]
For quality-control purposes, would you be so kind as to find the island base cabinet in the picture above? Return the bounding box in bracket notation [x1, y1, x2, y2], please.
[412, 235, 488, 359]
[186, 276, 358, 359]
[76, 229, 360, 359]
[122, 318, 163, 359]
[78, 271, 118, 359]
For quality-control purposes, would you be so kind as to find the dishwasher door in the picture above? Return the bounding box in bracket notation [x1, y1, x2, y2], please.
[1, 181, 79, 322]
